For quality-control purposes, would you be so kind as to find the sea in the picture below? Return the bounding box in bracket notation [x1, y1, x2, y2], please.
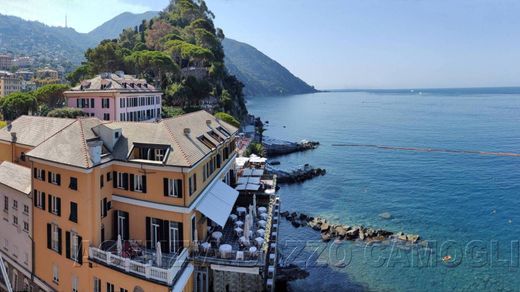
[246, 88, 520, 292]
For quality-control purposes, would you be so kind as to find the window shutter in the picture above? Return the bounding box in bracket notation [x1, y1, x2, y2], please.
[58, 228, 62, 254]
[123, 173, 129, 190]
[112, 211, 118, 241]
[33, 190, 37, 207]
[160, 220, 168, 252]
[178, 222, 184, 251]
[145, 217, 151, 249]
[70, 202, 77, 223]
[65, 231, 71, 259]
[177, 180, 183, 198]
[41, 192, 46, 210]
[163, 178, 169, 196]
[47, 171, 51, 183]
[124, 213, 129, 241]
[56, 197, 61, 216]
[42, 170, 45, 181]
[48, 195, 52, 214]
[56, 174, 61, 186]
[76, 99, 79, 108]
[112, 171, 117, 188]
[33, 168, 37, 178]
[142, 176, 147, 193]
[129, 174, 134, 191]
[47, 224, 52, 249]
[77, 235, 83, 265]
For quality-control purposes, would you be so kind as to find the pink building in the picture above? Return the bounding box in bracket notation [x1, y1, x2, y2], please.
[64, 72, 163, 122]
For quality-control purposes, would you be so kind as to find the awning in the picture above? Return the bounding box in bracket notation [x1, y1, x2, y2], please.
[242, 168, 264, 177]
[235, 157, 249, 168]
[237, 176, 261, 185]
[249, 154, 267, 164]
[235, 184, 261, 191]
[196, 181, 239, 227]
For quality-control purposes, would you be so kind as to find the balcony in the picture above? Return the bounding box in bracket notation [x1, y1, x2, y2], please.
[89, 241, 188, 285]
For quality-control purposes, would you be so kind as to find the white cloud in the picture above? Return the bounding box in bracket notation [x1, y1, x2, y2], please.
[0, 0, 152, 32]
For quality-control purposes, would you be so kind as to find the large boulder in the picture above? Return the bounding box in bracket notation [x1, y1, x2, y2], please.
[335, 226, 348, 238]
[407, 234, 420, 243]
[321, 232, 332, 242]
[320, 222, 330, 233]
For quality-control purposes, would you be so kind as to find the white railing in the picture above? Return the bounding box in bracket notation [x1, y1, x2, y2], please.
[88, 246, 187, 285]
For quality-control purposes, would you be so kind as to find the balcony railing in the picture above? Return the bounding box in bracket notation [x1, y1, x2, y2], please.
[89, 246, 189, 285]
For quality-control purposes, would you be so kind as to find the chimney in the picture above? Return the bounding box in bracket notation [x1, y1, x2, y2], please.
[87, 140, 103, 165]
[10, 132, 17, 142]
[184, 128, 191, 135]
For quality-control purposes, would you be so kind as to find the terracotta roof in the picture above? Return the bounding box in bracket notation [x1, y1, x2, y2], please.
[0, 162, 31, 194]
[24, 111, 238, 169]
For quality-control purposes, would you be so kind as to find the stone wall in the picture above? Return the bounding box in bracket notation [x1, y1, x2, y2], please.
[212, 270, 264, 292]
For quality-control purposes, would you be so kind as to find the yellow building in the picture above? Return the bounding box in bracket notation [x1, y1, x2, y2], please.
[0, 111, 242, 291]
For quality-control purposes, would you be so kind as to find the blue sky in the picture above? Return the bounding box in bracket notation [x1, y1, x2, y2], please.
[1, 0, 519, 89]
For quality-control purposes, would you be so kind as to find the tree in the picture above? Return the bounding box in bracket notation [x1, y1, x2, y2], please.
[33, 84, 70, 109]
[255, 117, 266, 144]
[66, 64, 93, 86]
[0, 92, 37, 120]
[245, 142, 264, 157]
[47, 107, 86, 118]
[85, 40, 130, 73]
[124, 50, 179, 87]
[219, 89, 232, 112]
[145, 20, 173, 50]
[215, 112, 240, 128]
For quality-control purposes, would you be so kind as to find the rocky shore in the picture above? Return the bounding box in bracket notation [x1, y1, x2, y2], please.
[268, 164, 326, 184]
[280, 211, 421, 244]
[263, 138, 320, 157]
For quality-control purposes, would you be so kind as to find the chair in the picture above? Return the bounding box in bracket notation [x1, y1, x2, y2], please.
[236, 251, 244, 260]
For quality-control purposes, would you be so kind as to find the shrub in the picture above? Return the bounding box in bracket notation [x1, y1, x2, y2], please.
[245, 142, 264, 157]
[47, 107, 86, 118]
[0, 121, 6, 129]
[215, 112, 240, 128]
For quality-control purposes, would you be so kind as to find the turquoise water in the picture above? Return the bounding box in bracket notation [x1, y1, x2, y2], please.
[246, 89, 520, 291]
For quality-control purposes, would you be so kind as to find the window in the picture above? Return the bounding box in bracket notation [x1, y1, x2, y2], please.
[70, 232, 79, 262]
[23, 221, 29, 232]
[72, 276, 79, 292]
[102, 98, 110, 108]
[107, 172, 112, 182]
[69, 177, 78, 190]
[23, 204, 29, 214]
[50, 224, 61, 252]
[13, 215, 18, 225]
[117, 172, 125, 189]
[198, 135, 216, 150]
[52, 264, 59, 283]
[100, 198, 108, 218]
[189, 174, 197, 196]
[91, 98, 95, 108]
[3, 196, 7, 212]
[49, 195, 61, 216]
[20, 152, 26, 161]
[133, 175, 144, 192]
[165, 179, 182, 198]
[93, 277, 101, 292]
[120, 98, 125, 108]
[12, 200, 17, 210]
[107, 282, 115, 292]
[100, 175, 104, 188]
[120, 289, 128, 292]
[34, 190, 45, 210]
[155, 148, 166, 161]
[103, 113, 110, 121]
[49, 171, 61, 185]
[35, 168, 45, 180]
[69, 202, 78, 223]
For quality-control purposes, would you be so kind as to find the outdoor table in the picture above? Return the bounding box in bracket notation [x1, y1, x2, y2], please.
[239, 236, 250, 246]
[255, 237, 264, 247]
[235, 220, 244, 228]
[260, 213, 268, 220]
[234, 227, 243, 236]
[249, 246, 257, 253]
[257, 220, 267, 228]
[219, 244, 232, 258]
[256, 229, 265, 237]
[237, 207, 247, 216]
[258, 207, 267, 214]
[200, 242, 211, 252]
[212, 231, 223, 241]
[229, 214, 238, 222]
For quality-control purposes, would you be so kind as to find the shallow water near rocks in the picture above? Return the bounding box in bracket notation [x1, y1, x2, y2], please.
[247, 89, 520, 291]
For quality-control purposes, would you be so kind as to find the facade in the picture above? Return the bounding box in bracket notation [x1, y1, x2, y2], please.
[0, 110, 255, 291]
[0, 162, 43, 292]
[0, 55, 13, 71]
[15, 70, 35, 81]
[64, 72, 163, 122]
[35, 68, 59, 80]
[0, 71, 22, 97]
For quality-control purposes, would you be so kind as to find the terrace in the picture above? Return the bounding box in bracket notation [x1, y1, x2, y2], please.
[89, 241, 188, 285]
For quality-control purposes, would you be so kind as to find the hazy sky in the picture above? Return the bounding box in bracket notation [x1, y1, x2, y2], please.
[2, 0, 520, 89]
